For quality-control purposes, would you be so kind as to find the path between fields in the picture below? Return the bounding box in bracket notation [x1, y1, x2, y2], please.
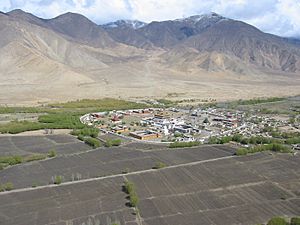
[0, 155, 236, 195]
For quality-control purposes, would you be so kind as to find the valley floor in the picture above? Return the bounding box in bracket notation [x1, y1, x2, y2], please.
[0, 135, 299, 225]
[1, 61, 300, 105]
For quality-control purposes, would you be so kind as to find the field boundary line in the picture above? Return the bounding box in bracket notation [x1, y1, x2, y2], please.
[0, 155, 235, 195]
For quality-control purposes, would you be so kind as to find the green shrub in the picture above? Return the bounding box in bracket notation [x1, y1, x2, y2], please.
[5, 182, 13, 191]
[124, 181, 134, 195]
[123, 180, 139, 207]
[240, 138, 250, 145]
[248, 143, 291, 154]
[0, 155, 23, 165]
[169, 141, 200, 148]
[0, 121, 46, 134]
[220, 136, 232, 144]
[53, 175, 63, 185]
[77, 135, 85, 141]
[71, 128, 99, 138]
[236, 143, 291, 156]
[0, 182, 14, 192]
[122, 168, 130, 174]
[129, 192, 139, 207]
[153, 162, 167, 169]
[232, 134, 243, 142]
[24, 154, 47, 162]
[285, 137, 300, 145]
[48, 150, 57, 158]
[291, 217, 300, 225]
[268, 143, 291, 153]
[267, 217, 288, 225]
[236, 148, 248, 156]
[105, 139, 122, 147]
[84, 137, 101, 148]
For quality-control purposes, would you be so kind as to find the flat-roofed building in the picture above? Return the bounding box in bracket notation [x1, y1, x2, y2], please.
[129, 130, 161, 140]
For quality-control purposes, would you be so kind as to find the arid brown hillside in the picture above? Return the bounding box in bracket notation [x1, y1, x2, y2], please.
[0, 10, 300, 105]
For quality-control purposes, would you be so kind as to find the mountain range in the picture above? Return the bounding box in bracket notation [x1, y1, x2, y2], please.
[0, 9, 300, 105]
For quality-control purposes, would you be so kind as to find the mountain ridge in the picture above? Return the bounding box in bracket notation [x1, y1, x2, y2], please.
[0, 9, 299, 104]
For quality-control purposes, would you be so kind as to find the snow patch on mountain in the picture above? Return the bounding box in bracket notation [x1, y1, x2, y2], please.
[103, 20, 147, 29]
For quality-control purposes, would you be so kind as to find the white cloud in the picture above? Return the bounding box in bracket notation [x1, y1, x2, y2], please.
[0, 0, 11, 11]
[0, 0, 300, 37]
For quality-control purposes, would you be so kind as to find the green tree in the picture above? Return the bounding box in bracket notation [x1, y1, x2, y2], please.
[124, 181, 134, 194]
[267, 217, 288, 225]
[54, 175, 63, 185]
[232, 134, 243, 142]
[129, 192, 139, 207]
[48, 150, 57, 158]
[291, 217, 300, 225]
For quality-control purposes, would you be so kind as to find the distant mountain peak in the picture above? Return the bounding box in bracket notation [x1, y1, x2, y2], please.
[175, 12, 226, 23]
[7, 8, 46, 25]
[103, 20, 147, 29]
[52, 12, 91, 21]
[8, 9, 26, 14]
[7, 9, 36, 18]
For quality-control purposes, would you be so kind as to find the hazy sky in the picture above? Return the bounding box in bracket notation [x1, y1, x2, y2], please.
[0, 0, 299, 37]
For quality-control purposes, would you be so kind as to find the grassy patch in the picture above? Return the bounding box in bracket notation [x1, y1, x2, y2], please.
[0, 98, 151, 134]
[123, 180, 139, 208]
[0, 107, 51, 114]
[0, 152, 56, 170]
[156, 99, 175, 107]
[153, 161, 167, 169]
[71, 128, 99, 138]
[0, 182, 13, 192]
[169, 141, 200, 148]
[267, 217, 288, 225]
[48, 98, 148, 110]
[236, 148, 248, 156]
[84, 137, 101, 148]
[0, 121, 47, 134]
[48, 150, 57, 158]
[105, 139, 122, 147]
[235, 97, 285, 106]
[0, 155, 23, 166]
[53, 175, 63, 185]
[235, 143, 292, 156]
[24, 154, 47, 162]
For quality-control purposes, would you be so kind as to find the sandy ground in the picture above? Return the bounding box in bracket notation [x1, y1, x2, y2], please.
[0, 58, 299, 106]
[0, 129, 72, 137]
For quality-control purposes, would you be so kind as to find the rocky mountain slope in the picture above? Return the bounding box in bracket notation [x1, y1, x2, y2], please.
[0, 10, 300, 104]
[104, 13, 300, 73]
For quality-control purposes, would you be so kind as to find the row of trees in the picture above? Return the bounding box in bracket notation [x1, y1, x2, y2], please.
[124, 180, 139, 207]
[169, 141, 200, 148]
[236, 143, 292, 156]
[236, 97, 284, 106]
[208, 134, 284, 145]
